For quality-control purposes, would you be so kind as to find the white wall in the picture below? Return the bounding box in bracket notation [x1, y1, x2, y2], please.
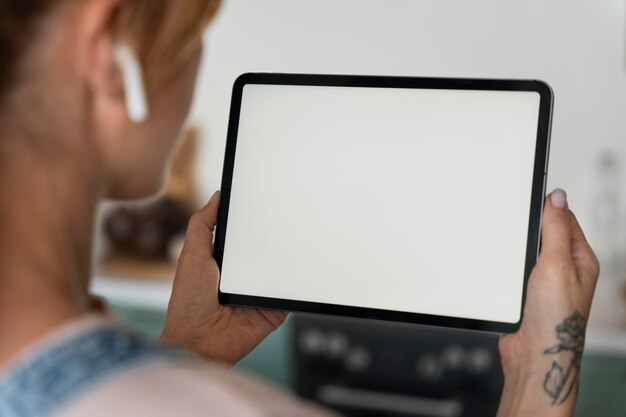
[189, 0, 626, 257]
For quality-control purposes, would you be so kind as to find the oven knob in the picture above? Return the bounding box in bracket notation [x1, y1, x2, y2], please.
[442, 345, 466, 370]
[326, 332, 349, 358]
[468, 348, 492, 374]
[416, 354, 443, 381]
[299, 329, 326, 355]
[344, 346, 371, 373]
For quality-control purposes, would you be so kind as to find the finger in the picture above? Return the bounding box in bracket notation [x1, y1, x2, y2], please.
[181, 191, 221, 257]
[539, 189, 573, 264]
[568, 210, 600, 285]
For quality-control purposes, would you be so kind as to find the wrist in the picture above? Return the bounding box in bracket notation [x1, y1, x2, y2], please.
[498, 379, 577, 417]
[497, 357, 578, 417]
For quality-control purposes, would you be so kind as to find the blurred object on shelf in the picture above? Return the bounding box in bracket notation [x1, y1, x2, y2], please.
[592, 150, 621, 270]
[102, 128, 200, 270]
[164, 127, 201, 212]
[589, 150, 626, 329]
[104, 197, 189, 260]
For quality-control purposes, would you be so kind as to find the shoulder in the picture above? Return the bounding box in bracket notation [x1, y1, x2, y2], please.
[0, 316, 335, 417]
[59, 360, 337, 417]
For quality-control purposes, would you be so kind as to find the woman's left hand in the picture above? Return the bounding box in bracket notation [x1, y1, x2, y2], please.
[160, 191, 288, 366]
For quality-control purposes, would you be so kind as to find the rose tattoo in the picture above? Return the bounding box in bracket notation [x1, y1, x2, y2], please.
[543, 311, 586, 405]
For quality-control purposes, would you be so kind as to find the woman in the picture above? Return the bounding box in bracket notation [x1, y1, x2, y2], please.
[0, 1, 599, 416]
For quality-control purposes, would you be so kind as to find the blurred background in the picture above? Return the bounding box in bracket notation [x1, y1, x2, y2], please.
[91, 1, 626, 416]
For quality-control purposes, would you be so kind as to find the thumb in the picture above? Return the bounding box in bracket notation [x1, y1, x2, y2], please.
[540, 188, 572, 263]
[181, 191, 221, 258]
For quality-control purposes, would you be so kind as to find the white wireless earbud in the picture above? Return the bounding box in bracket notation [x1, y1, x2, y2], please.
[113, 43, 149, 123]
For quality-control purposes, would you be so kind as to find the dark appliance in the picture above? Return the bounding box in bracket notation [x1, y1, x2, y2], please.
[293, 315, 503, 417]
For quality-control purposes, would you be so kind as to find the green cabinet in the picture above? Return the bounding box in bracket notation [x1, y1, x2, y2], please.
[576, 355, 626, 417]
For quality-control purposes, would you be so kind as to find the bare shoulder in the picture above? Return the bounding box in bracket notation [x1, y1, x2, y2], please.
[59, 359, 338, 417]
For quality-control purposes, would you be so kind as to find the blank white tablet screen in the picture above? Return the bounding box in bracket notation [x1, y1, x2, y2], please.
[220, 84, 541, 324]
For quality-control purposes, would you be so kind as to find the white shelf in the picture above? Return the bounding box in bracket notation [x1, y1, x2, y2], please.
[91, 274, 173, 310]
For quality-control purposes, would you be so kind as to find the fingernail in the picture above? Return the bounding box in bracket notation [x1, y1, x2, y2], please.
[550, 188, 567, 209]
[209, 191, 220, 203]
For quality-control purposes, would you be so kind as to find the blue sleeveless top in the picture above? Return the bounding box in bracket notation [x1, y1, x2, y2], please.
[0, 319, 190, 417]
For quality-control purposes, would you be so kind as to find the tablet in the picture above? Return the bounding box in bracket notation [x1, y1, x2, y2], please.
[215, 73, 552, 333]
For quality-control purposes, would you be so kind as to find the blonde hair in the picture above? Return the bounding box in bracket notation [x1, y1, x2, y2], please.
[0, 0, 221, 99]
[115, 0, 221, 89]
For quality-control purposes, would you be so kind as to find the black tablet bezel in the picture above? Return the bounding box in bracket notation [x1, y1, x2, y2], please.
[215, 72, 553, 334]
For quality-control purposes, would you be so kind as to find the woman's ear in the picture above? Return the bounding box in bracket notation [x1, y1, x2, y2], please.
[68, 0, 152, 182]
[71, 0, 151, 127]
[72, 0, 126, 113]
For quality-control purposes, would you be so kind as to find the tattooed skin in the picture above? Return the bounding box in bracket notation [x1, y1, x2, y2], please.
[543, 311, 586, 405]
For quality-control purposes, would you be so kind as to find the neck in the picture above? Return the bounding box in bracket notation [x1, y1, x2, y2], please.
[0, 130, 102, 366]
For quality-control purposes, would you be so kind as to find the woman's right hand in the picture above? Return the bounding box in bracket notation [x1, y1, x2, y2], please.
[496, 189, 600, 417]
